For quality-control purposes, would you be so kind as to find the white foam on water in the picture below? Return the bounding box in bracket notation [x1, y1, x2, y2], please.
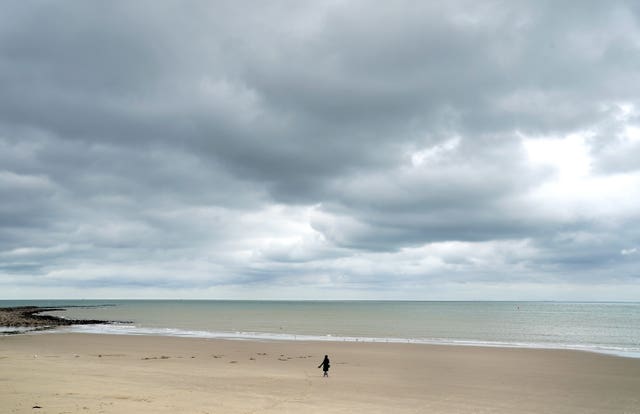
[0, 326, 36, 333]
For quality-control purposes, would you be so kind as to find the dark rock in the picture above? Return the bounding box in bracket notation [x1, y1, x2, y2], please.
[0, 306, 111, 331]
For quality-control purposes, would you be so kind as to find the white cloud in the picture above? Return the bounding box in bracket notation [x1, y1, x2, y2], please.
[410, 136, 460, 167]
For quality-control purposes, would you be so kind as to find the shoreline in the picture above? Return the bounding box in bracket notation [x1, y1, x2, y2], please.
[5, 323, 639, 360]
[2, 332, 639, 413]
[59, 323, 640, 360]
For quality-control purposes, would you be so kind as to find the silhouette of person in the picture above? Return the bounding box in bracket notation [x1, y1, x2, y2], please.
[318, 355, 330, 377]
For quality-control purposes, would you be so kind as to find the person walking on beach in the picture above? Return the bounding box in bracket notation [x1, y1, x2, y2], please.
[318, 355, 330, 377]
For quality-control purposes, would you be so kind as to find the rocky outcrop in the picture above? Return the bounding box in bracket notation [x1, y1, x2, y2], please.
[0, 306, 108, 331]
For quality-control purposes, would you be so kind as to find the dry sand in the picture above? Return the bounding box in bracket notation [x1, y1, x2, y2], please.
[1, 333, 639, 413]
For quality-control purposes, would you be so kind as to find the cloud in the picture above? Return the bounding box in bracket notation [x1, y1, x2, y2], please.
[1, 0, 639, 299]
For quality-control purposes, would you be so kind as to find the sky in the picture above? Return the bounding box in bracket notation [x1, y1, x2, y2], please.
[1, 1, 640, 300]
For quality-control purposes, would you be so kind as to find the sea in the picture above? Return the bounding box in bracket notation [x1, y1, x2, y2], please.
[2, 300, 639, 358]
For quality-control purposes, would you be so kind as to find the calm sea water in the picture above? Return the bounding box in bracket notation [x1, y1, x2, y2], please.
[2, 300, 639, 358]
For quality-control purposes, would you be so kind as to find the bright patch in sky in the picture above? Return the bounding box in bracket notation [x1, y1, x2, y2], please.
[625, 126, 640, 143]
[523, 134, 591, 182]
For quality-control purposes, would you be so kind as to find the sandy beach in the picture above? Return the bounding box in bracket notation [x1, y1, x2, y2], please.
[1, 333, 639, 413]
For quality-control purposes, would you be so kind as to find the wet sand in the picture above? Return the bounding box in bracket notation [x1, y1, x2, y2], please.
[1, 333, 639, 413]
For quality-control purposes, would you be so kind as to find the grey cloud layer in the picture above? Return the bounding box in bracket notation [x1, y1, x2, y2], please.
[1, 0, 639, 297]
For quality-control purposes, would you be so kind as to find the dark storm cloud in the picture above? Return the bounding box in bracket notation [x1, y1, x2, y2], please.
[1, 0, 639, 298]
